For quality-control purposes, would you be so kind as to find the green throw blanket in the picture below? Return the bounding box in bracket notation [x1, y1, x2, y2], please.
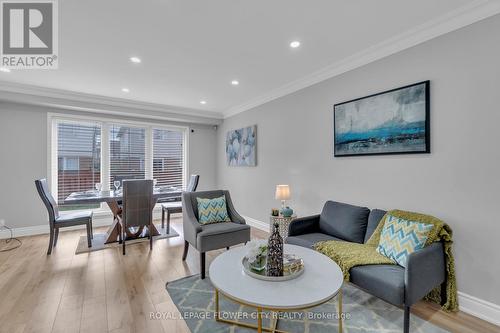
[314, 209, 458, 312]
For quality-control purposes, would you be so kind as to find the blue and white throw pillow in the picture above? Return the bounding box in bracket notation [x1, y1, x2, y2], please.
[197, 196, 231, 224]
[376, 214, 433, 267]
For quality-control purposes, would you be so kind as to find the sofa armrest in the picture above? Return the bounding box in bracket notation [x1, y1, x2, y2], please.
[405, 242, 446, 306]
[182, 192, 203, 248]
[288, 214, 320, 236]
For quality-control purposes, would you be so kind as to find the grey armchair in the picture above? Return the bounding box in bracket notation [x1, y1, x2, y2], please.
[35, 178, 93, 255]
[182, 190, 250, 279]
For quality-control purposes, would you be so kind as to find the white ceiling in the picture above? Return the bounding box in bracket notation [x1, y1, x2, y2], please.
[1, 0, 499, 118]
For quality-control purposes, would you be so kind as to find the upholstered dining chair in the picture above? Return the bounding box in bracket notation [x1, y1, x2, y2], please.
[161, 174, 200, 233]
[182, 190, 250, 279]
[35, 178, 93, 255]
[119, 179, 154, 255]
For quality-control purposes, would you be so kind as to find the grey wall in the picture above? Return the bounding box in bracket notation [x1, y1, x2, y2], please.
[0, 102, 217, 229]
[217, 15, 500, 305]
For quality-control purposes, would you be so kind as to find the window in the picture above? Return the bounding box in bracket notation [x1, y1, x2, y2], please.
[56, 121, 101, 210]
[50, 115, 187, 211]
[153, 128, 184, 188]
[109, 124, 146, 187]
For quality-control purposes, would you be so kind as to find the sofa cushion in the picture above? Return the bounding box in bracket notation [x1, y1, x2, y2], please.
[319, 201, 370, 243]
[286, 233, 344, 249]
[364, 209, 387, 243]
[350, 264, 405, 305]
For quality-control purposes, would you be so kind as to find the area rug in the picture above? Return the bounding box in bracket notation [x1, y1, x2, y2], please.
[166, 275, 449, 333]
[75, 223, 179, 254]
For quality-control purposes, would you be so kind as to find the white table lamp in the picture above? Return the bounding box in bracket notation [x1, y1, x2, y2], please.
[275, 185, 291, 211]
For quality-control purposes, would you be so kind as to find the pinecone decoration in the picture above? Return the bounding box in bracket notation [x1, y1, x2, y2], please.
[266, 222, 284, 276]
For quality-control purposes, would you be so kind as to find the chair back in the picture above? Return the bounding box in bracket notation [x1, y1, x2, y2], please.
[186, 174, 200, 192]
[122, 179, 153, 228]
[35, 178, 59, 223]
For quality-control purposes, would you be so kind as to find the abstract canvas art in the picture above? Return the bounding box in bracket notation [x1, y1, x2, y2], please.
[226, 125, 257, 166]
[334, 81, 430, 157]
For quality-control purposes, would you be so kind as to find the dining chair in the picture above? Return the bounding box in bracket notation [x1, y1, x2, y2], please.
[119, 179, 154, 255]
[35, 178, 93, 255]
[161, 174, 200, 233]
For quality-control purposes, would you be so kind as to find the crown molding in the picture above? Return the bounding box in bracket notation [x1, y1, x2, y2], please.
[0, 81, 223, 125]
[223, 0, 500, 118]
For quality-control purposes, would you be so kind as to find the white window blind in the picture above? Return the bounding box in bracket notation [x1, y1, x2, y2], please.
[109, 124, 146, 188]
[57, 121, 101, 210]
[153, 128, 184, 188]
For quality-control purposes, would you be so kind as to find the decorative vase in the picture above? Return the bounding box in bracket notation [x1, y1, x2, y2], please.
[266, 222, 284, 276]
[282, 206, 293, 217]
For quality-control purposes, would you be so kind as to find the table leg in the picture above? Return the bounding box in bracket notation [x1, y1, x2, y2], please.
[338, 289, 343, 333]
[215, 289, 220, 321]
[105, 201, 122, 244]
[257, 307, 263, 333]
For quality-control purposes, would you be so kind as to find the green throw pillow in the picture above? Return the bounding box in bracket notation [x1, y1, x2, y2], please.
[197, 196, 231, 224]
[376, 214, 433, 267]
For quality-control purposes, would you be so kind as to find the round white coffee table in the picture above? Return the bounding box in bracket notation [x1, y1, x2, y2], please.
[209, 244, 344, 333]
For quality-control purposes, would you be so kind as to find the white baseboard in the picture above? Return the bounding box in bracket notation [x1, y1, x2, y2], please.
[242, 215, 500, 327]
[458, 291, 500, 326]
[243, 215, 269, 232]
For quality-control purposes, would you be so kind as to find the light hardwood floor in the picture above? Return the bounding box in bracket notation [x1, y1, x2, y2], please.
[0, 218, 498, 333]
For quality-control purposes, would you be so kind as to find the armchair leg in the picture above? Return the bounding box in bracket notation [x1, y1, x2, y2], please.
[182, 240, 189, 261]
[47, 227, 54, 255]
[54, 228, 59, 247]
[200, 252, 206, 279]
[161, 207, 165, 229]
[149, 224, 153, 250]
[440, 280, 448, 306]
[404, 306, 410, 333]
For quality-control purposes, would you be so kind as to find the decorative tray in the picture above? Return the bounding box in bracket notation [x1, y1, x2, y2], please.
[242, 254, 304, 282]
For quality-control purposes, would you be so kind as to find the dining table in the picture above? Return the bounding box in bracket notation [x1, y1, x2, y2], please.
[64, 186, 182, 244]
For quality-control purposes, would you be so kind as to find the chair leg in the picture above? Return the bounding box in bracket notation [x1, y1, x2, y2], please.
[167, 210, 171, 234]
[226, 246, 230, 250]
[149, 224, 153, 250]
[404, 306, 410, 333]
[54, 228, 59, 247]
[200, 252, 206, 279]
[86, 223, 92, 248]
[90, 222, 93, 239]
[122, 226, 126, 255]
[161, 207, 165, 229]
[182, 240, 189, 261]
[47, 227, 54, 255]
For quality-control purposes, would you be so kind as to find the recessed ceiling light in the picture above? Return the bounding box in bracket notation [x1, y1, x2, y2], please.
[231, 80, 239, 86]
[290, 41, 301, 48]
[200, 100, 207, 105]
[0, 67, 11, 73]
[129, 56, 141, 64]
[121, 88, 130, 93]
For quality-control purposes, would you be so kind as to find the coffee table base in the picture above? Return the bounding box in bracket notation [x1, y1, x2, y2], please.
[214, 289, 343, 333]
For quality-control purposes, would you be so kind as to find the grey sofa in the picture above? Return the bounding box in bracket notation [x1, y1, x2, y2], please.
[182, 190, 251, 279]
[287, 201, 446, 333]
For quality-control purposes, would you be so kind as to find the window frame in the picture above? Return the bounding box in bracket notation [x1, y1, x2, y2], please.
[47, 113, 189, 213]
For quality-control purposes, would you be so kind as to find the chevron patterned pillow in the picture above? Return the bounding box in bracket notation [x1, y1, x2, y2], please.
[196, 196, 231, 224]
[376, 214, 433, 267]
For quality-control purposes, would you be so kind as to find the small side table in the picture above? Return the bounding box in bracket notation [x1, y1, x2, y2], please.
[269, 214, 297, 239]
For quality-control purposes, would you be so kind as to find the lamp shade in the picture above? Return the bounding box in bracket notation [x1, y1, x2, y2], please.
[275, 185, 291, 200]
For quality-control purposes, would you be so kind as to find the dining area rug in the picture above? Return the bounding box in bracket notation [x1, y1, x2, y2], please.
[75, 223, 179, 254]
[166, 275, 449, 333]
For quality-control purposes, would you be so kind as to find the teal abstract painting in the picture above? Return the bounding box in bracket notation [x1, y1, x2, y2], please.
[226, 125, 257, 166]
